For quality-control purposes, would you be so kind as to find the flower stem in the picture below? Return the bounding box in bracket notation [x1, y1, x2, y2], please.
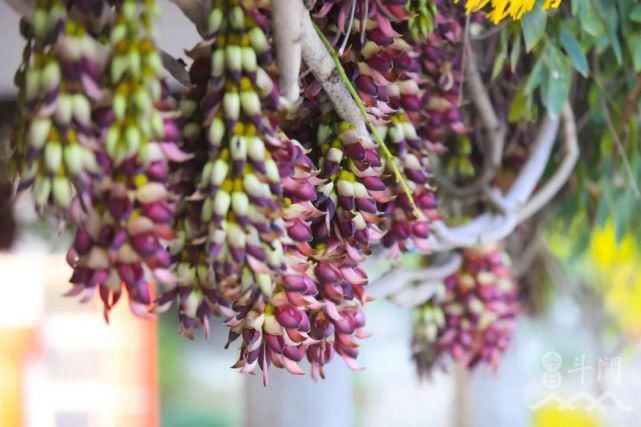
[313, 23, 421, 218]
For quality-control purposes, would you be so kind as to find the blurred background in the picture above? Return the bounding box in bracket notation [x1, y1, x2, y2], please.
[1, 1, 641, 427]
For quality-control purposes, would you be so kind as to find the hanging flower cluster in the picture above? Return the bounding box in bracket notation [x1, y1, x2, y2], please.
[14, 0, 103, 215]
[66, 0, 180, 320]
[5, 0, 543, 382]
[456, 0, 563, 24]
[411, 246, 519, 377]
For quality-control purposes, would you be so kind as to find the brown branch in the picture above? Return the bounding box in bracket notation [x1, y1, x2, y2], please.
[272, 0, 304, 102]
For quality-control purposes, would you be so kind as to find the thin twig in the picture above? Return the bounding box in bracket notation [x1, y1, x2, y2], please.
[367, 252, 463, 298]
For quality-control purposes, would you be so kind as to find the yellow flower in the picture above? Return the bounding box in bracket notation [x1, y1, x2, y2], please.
[456, 0, 563, 24]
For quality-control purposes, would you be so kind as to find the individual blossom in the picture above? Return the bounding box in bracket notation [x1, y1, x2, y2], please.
[411, 246, 519, 375]
[65, 0, 180, 320]
[455, 0, 562, 24]
[14, 0, 103, 215]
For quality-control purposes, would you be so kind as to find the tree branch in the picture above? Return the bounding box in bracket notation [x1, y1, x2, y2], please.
[425, 112, 562, 251]
[367, 252, 462, 299]
[517, 104, 579, 222]
[272, 0, 304, 102]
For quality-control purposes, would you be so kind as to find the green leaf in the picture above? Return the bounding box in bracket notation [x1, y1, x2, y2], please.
[560, 29, 589, 77]
[596, 1, 622, 63]
[524, 55, 545, 94]
[542, 45, 573, 118]
[509, 90, 530, 123]
[521, 4, 547, 51]
[510, 34, 522, 72]
[492, 30, 508, 79]
[628, 34, 641, 72]
[630, 4, 641, 23]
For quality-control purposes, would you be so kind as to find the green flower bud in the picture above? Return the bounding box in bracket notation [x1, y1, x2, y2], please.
[111, 56, 128, 83]
[113, 93, 127, 119]
[214, 190, 231, 217]
[145, 52, 163, 76]
[211, 159, 229, 186]
[151, 112, 164, 139]
[264, 159, 280, 184]
[183, 290, 203, 319]
[208, 117, 225, 147]
[54, 94, 73, 125]
[72, 94, 91, 125]
[28, 119, 51, 150]
[240, 91, 261, 116]
[231, 191, 249, 216]
[134, 87, 152, 116]
[128, 50, 142, 78]
[32, 9, 49, 40]
[211, 49, 225, 77]
[123, 1, 138, 21]
[63, 144, 84, 176]
[125, 125, 141, 155]
[230, 6, 245, 30]
[44, 140, 63, 173]
[32, 177, 51, 208]
[24, 69, 41, 101]
[105, 126, 121, 157]
[179, 99, 197, 116]
[110, 24, 127, 45]
[256, 273, 273, 297]
[41, 61, 61, 93]
[230, 135, 247, 162]
[241, 47, 257, 72]
[183, 122, 200, 140]
[208, 8, 224, 33]
[201, 197, 214, 222]
[223, 92, 240, 121]
[227, 222, 246, 248]
[225, 45, 242, 72]
[247, 136, 265, 163]
[52, 176, 73, 208]
[248, 27, 268, 54]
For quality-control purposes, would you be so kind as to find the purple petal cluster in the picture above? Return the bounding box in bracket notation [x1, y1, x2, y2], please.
[412, 246, 519, 377]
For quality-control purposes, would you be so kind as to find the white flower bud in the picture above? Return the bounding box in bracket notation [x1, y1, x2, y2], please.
[213, 190, 231, 217]
[241, 47, 257, 72]
[225, 45, 242, 72]
[211, 159, 229, 186]
[230, 135, 247, 162]
[136, 182, 168, 203]
[223, 92, 240, 121]
[240, 91, 261, 116]
[231, 191, 249, 216]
